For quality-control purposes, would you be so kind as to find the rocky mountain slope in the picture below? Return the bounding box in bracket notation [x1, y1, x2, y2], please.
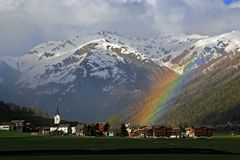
[0, 31, 239, 124]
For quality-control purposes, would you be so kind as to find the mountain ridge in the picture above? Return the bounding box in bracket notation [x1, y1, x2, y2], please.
[0, 30, 239, 124]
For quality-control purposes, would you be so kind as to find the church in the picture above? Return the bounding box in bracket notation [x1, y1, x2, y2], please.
[54, 107, 61, 125]
[50, 107, 78, 135]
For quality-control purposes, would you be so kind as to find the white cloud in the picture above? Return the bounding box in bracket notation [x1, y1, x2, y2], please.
[147, 0, 156, 6]
[230, 1, 240, 8]
[149, 0, 240, 34]
[0, 0, 239, 56]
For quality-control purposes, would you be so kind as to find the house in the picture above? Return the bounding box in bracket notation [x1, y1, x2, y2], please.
[153, 126, 172, 138]
[71, 125, 76, 134]
[140, 126, 153, 138]
[194, 127, 213, 138]
[186, 127, 195, 138]
[68, 122, 79, 135]
[170, 127, 181, 138]
[143, 127, 153, 138]
[50, 124, 60, 134]
[129, 126, 181, 139]
[75, 124, 85, 136]
[128, 126, 149, 138]
[11, 120, 31, 132]
[50, 124, 71, 134]
[0, 122, 14, 131]
[108, 131, 114, 137]
[105, 128, 115, 137]
[36, 127, 50, 135]
[186, 127, 213, 138]
[57, 124, 71, 134]
[127, 124, 140, 138]
[129, 129, 141, 138]
[0, 120, 32, 132]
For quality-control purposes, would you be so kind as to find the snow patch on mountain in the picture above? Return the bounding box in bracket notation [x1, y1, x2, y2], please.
[36, 88, 59, 95]
[0, 30, 240, 88]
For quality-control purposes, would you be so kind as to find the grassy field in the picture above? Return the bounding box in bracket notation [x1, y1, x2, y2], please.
[0, 131, 240, 160]
[1, 155, 240, 160]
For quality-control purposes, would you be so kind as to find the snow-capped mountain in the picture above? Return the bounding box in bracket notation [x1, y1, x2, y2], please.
[0, 31, 239, 122]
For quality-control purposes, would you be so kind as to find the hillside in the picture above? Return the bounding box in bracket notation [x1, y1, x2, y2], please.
[0, 101, 52, 127]
[159, 52, 240, 126]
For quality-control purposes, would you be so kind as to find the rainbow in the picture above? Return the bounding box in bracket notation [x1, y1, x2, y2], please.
[130, 58, 196, 125]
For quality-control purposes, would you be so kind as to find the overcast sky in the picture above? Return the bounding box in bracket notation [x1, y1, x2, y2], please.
[0, 0, 240, 56]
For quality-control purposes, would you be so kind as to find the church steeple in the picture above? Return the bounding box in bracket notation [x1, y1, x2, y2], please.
[54, 105, 61, 124]
[56, 105, 59, 115]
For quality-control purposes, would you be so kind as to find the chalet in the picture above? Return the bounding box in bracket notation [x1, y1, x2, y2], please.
[0, 122, 14, 131]
[170, 127, 181, 138]
[153, 126, 172, 138]
[129, 126, 153, 138]
[128, 124, 140, 138]
[186, 127, 213, 138]
[194, 127, 213, 138]
[140, 126, 153, 138]
[129, 129, 141, 138]
[145, 128, 154, 138]
[129, 126, 181, 139]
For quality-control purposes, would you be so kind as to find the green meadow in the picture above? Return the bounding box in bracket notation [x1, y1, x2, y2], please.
[0, 131, 240, 160]
[1, 155, 240, 160]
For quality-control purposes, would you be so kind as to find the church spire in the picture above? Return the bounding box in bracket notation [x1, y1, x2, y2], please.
[56, 105, 59, 115]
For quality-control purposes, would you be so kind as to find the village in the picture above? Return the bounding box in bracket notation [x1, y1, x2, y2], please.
[0, 109, 213, 139]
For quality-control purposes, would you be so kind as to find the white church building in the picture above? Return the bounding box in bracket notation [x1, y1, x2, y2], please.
[50, 107, 78, 134]
[54, 108, 61, 125]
